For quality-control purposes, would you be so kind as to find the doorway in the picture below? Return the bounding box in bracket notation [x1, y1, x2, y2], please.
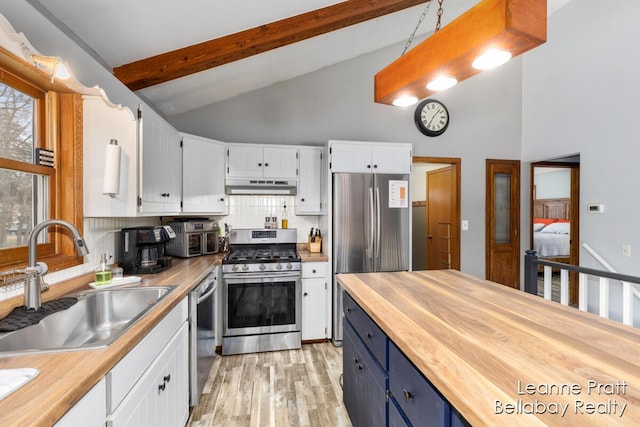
[412, 157, 461, 271]
[531, 156, 580, 303]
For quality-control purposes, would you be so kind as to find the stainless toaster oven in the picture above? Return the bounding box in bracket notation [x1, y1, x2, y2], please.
[165, 219, 219, 257]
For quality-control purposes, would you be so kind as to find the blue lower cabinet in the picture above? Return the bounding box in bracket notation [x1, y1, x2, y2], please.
[389, 397, 411, 427]
[343, 321, 387, 427]
[389, 341, 449, 426]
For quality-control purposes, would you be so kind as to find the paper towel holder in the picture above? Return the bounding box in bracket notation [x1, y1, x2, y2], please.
[103, 139, 121, 197]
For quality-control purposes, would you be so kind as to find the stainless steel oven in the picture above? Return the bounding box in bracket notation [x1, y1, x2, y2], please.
[221, 229, 301, 355]
[166, 219, 219, 258]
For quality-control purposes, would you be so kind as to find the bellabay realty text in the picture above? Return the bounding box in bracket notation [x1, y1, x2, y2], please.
[495, 380, 629, 418]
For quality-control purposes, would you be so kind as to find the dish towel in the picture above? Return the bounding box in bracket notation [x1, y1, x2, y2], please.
[0, 368, 39, 400]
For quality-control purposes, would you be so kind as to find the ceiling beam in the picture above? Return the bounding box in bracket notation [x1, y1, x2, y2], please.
[113, 0, 427, 91]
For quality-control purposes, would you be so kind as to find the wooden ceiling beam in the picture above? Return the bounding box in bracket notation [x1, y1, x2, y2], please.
[113, 0, 427, 91]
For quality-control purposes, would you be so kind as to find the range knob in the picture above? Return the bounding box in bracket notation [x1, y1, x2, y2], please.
[276, 264, 283, 270]
[232, 265, 239, 272]
[259, 264, 266, 271]
[286, 263, 293, 270]
[242, 264, 249, 272]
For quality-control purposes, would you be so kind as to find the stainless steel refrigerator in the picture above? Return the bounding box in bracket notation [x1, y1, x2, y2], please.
[332, 173, 410, 345]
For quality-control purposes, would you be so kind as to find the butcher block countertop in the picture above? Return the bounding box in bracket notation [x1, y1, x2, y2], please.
[0, 254, 225, 427]
[337, 270, 640, 427]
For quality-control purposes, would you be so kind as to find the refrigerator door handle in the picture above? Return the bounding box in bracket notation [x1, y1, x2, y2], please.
[368, 186, 375, 260]
[375, 185, 381, 263]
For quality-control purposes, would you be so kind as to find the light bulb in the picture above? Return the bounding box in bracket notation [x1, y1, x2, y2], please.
[472, 48, 512, 70]
[426, 75, 457, 91]
[392, 94, 418, 107]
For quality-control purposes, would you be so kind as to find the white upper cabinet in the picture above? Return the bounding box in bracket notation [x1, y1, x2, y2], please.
[83, 95, 138, 217]
[138, 105, 182, 214]
[329, 140, 412, 174]
[227, 144, 298, 179]
[296, 146, 322, 215]
[181, 133, 227, 214]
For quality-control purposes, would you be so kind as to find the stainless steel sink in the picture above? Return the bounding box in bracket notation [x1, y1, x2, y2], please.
[0, 286, 176, 357]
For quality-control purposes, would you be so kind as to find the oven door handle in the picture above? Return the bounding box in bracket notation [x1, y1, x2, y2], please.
[223, 271, 301, 281]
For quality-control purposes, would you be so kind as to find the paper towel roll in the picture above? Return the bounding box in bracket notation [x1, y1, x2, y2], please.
[103, 139, 121, 196]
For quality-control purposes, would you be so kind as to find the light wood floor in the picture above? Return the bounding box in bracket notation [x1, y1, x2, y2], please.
[187, 342, 352, 427]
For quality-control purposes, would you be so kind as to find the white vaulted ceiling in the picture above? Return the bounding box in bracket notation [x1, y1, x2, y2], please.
[26, 0, 572, 116]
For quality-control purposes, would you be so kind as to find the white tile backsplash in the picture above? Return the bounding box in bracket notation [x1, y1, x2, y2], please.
[0, 196, 319, 301]
[224, 195, 319, 242]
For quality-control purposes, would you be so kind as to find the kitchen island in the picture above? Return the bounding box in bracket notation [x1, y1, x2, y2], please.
[0, 254, 225, 427]
[338, 270, 640, 426]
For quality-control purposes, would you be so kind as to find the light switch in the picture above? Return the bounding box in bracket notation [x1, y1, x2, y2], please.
[623, 244, 631, 257]
[461, 220, 469, 231]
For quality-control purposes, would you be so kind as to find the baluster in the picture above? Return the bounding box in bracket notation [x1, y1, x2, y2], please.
[578, 273, 588, 312]
[560, 269, 569, 306]
[599, 277, 609, 318]
[623, 281, 632, 326]
[543, 265, 552, 300]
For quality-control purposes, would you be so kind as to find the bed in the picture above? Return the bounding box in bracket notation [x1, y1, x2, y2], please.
[533, 220, 570, 257]
[532, 198, 571, 259]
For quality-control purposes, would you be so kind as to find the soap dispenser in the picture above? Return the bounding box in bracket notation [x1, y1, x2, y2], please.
[95, 253, 112, 286]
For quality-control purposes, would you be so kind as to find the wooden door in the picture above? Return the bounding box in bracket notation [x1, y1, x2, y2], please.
[486, 159, 520, 288]
[426, 166, 455, 270]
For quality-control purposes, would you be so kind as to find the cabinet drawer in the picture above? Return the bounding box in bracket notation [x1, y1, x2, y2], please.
[389, 341, 448, 427]
[343, 291, 387, 370]
[302, 262, 326, 278]
[343, 321, 387, 427]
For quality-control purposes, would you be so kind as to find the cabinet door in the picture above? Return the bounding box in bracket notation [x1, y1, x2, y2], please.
[139, 105, 181, 214]
[83, 95, 138, 217]
[296, 147, 322, 214]
[182, 134, 226, 214]
[343, 321, 387, 427]
[302, 278, 326, 340]
[107, 323, 189, 427]
[330, 142, 372, 173]
[262, 146, 298, 178]
[55, 378, 106, 427]
[226, 145, 263, 178]
[371, 145, 412, 174]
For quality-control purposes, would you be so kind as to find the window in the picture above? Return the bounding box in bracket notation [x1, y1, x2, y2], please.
[0, 51, 84, 271]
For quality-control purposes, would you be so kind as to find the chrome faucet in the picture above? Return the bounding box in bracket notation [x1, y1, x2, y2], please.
[25, 219, 89, 310]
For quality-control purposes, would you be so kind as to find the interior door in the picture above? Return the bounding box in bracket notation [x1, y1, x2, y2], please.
[426, 166, 455, 270]
[486, 159, 520, 288]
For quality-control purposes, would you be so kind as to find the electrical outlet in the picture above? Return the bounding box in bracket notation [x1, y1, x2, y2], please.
[623, 244, 631, 257]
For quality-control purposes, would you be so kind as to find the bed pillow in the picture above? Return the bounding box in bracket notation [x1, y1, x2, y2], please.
[533, 223, 546, 232]
[540, 222, 570, 234]
[533, 217, 557, 225]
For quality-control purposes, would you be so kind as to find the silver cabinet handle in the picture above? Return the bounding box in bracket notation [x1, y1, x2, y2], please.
[403, 389, 413, 401]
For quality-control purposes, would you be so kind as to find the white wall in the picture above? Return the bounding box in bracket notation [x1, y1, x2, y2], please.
[534, 169, 571, 199]
[522, 0, 640, 276]
[170, 39, 524, 278]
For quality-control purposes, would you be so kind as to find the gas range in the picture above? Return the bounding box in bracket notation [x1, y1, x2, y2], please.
[222, 229, 301, 274]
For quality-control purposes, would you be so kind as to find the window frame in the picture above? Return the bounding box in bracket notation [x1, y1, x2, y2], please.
[0, 48, 84, 272]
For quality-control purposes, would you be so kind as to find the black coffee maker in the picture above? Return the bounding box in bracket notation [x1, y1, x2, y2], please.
[119, 226, 175, 274]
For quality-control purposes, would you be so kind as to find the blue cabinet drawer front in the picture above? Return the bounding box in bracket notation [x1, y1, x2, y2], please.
[389, 398, 411, 427]
[344, 321, 387, 427]
[343, 291, 387, 369]
[389, 341, 449, 426]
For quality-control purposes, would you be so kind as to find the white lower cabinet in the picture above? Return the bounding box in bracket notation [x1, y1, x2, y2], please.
[106, 299, 189, 427]
[301, 262, 328, 340]
[55, 377, 107, 427]
[107, 322, 189, 427]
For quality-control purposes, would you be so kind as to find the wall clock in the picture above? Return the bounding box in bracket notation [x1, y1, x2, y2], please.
[414, 99, 450, 137]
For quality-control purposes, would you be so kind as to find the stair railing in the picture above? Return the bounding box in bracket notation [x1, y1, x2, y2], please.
[524, 250, 640, 327]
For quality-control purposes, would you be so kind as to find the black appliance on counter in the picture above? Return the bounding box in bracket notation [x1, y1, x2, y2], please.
[119, 226, 175, 274]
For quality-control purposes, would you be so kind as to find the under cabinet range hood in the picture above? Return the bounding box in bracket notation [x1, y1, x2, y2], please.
[225, 179, 297, 195]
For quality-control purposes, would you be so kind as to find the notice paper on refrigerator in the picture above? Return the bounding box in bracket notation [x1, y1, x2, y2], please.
[388, 180, 408, 208]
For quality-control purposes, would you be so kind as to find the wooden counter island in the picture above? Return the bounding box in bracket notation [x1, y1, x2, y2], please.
[337, 270, 640, 427]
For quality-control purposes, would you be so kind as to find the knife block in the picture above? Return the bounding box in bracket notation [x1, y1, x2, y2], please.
[308, 236, 322, 253]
